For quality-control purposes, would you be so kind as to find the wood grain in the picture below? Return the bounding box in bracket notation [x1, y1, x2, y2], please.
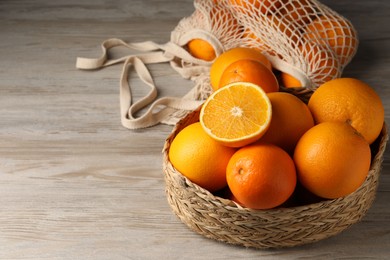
[0, 0, 389, 259]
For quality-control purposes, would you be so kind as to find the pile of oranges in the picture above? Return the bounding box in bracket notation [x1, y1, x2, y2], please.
[168, 47, 384, 210]
[169, 0, 382, 210]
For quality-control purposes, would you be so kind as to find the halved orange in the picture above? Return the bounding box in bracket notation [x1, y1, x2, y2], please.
[200, 82, 272, 147]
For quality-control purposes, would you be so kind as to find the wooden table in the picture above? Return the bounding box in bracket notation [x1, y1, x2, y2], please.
[1, 0, 389, 258]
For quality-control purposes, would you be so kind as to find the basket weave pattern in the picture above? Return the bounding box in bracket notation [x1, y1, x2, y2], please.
[162, 108, 388, 249]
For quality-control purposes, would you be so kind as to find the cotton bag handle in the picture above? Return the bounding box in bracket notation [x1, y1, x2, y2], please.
[76, 38, 207, 129]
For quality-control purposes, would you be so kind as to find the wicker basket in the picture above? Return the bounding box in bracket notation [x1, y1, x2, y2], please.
[162, 101, 388, 249]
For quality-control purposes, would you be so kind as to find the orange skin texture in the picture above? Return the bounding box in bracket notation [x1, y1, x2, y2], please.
[294, 121, 371, 199]
[210, 47, 272, 90]
[308, 78, 384, 144]
[226, 143, 297, 209]
[169, 122, 236, 192]
[258, 92, 314, 154]
[218, 59, 279, 93]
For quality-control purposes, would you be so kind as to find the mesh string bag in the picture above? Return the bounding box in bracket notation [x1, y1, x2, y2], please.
[171, 0, 244, 58]
[76, 0, 358, 128]
[222, 0, 358, 90]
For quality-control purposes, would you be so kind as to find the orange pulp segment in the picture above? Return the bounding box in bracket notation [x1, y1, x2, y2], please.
[200, 82, 272, 147]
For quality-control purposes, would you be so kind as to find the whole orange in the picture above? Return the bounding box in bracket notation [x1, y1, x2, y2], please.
[226, 143, 297, 209]
[304, 15, 358, 66]
[258, 92, 314, 154]
[218, 59, 279, 92]
[187, 3, 240, 62]
[187, 3, 241, 61]
[308, 78, 384, 144]
[280, 72, 302, 88]
[210, 47, 272, 91]
[294, 121, 371, 199]
[187, 38, 216, 61]
[169, 122, 236, 192]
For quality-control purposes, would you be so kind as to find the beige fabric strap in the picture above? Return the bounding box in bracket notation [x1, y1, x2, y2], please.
[120, 56, 203, 129]
[76, 38, 171, 69]
[76, 38, 207, 129]
[76, 38, 211, 75]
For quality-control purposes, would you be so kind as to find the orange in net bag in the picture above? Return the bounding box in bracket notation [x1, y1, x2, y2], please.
[221, 0, 358, 89]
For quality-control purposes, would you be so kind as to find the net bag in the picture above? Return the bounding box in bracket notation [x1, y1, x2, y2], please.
[76, 0, 358, 129]
[222, 0, 358, 89]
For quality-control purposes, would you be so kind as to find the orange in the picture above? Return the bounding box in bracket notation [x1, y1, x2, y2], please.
[228, 0, 282, 15]
[210, 47, 272, 91]
[187, 4, 241, 61]
[218, 59, 279, 92]
[258, 92, 314, 154]
[299, 41, 340, 86]
[294, 121, 371, 199]
[187, 38, 216, 61]
[200, 82, 272, 147]
[280, 0, 314, 26]
[308, 78, 384, 144]
[168, 122, 236, 192]
[226, 143, 297, 209]
[304, 15, 358, 65]
[280, 72, 302, 88]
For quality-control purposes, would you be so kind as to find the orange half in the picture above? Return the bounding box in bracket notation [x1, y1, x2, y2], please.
[200, 82, 272, 147]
